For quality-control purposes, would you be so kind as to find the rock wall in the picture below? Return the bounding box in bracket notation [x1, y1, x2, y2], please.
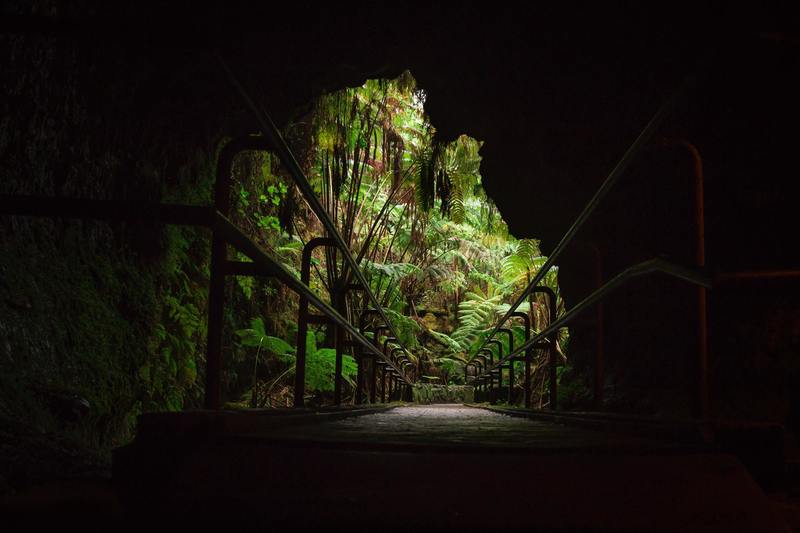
[413, 384, 474, 405]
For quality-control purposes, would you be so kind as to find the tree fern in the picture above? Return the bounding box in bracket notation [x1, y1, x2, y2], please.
[439, 136, 483, 223]
[449, 188, 466, 224]
[384, 308, 421, 348]
[493, 301, 531, 316]
[500, 239, 546, 287]
[452, 288, 504, 349]
[363, 259, 421, 279]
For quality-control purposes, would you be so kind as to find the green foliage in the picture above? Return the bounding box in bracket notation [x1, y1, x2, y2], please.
[439, 136, 483, 223]
[452, 288, 504, 350]
[187, 73, 566, 403]
[384, 308, 421, 348]
[430, 355, 466, 384]
[143, 225, 209, 412]
[437, 269, 466, 295]
[151, 72, 568, 411]
[235, 317, 293, 355]
[236, 318, 357, 394]
[427, 329, 464, 353]
[500, 239, 545, 286]
[363, 260, 421, 280]
[412, 384, 473, 404]
[304, 348, 358, 392]
[493, 301, 531, 315]
[304, 329, 317, 356]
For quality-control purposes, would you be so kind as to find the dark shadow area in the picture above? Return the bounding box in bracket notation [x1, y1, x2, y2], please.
[3, 3, 800, 530]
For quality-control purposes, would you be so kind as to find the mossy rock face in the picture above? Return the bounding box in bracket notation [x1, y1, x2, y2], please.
[420, 313, 440, 331]
[412, 384, 474, 404]
[0, 28, 221, 463]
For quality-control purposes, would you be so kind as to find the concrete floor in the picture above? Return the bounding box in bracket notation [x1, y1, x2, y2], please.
[3, 404, 794, 530]
[269, 404, 685, 451]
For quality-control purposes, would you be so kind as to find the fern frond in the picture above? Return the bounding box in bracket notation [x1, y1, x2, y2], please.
[427, 329, 464, 353]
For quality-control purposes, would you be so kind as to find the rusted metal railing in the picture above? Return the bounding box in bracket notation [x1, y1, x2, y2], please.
[466, 84, 693, 411]
[469, 259, 711, 404]
[1, 191, 416, 409]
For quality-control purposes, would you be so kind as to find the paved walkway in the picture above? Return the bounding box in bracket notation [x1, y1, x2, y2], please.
[104, 404, 787, 530]
[269, 404, 681, 451]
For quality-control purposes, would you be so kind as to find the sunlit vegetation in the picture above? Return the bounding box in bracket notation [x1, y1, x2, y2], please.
[220, 72, 568, 407]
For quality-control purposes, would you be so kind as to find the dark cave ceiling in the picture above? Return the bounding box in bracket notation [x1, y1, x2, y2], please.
[9, 3, 800, 253]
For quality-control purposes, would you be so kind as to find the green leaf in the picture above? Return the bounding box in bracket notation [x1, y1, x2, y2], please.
[180, 358, 197, 386]
[427, 329, 463, 353]
[262, 336, 294, 356]
[494, 302, 531, 315]
[304, 348, 358, 392]
[138, 363, 151, 383]
[432, 357, 463, 374]
[305, 330, 317, 355]
[235, 317, 267, 347]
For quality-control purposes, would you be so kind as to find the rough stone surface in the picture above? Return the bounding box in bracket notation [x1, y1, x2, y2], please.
[412, 385, 473, 404]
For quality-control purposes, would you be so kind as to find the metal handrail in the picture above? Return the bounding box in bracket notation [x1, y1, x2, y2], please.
[0, 196, 412, 386]
[0, 195, 214, 226]
[471, 86, 687, 363]
[470, 258, 710, 381]
[216, 53, 416, 380]
[213, 211, 412, 381]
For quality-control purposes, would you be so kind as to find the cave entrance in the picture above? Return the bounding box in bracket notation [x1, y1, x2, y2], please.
[220, 71, 563, 411]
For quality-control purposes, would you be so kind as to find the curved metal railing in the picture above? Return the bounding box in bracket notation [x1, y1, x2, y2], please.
[468, 259, 711, 397]
[216, 54, 418, 407]
[465, 82, 700, 410]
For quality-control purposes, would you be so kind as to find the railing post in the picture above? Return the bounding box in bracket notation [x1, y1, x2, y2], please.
[660, 138, 708, 419]
[472, 359, 481, 401]
[532, 286, 558, 410]
[481, 348, 495, 403]
[487, 340, 503, 404]
[498, 328, 515, 404]
[592, 246, 605, 408]
[333, 284, 367, 406]
[333, 283, 361, 406]
[511, 312, 531, 408]
[357, 310, 381, 405]
[477, 361, 485, 401]
[333, 287, 345, 406]
[206, 136, 268, 410]
[475, 356, 494, 401]
[383, 337, 399, 400]
[332, 284, 360, 406]
[294, 237, 337, 408]
[371, 326, 390, 403]
[380, 364, 387, 403]
[354, 340, 365, 405]
[683, 140, 708, 420]
[370, 356, 378, 404]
